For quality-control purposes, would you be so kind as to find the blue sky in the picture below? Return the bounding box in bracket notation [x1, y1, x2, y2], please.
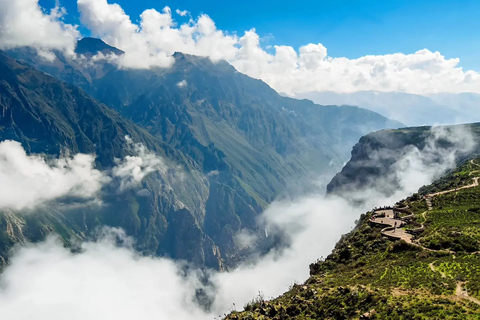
[40, 0, 480, 71]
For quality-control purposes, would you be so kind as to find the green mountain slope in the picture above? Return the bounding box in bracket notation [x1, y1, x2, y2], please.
[0, 51, 224, 269]
[226, 157, 480, 319]
[8, 41, 403, 202]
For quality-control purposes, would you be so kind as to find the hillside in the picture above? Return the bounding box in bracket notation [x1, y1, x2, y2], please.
[226, 157, 480, 319]
[8, 42, 403, 200]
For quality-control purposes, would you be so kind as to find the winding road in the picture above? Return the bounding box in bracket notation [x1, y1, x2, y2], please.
[369, 160, 480, 306]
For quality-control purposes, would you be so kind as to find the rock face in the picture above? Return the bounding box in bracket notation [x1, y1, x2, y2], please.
[327, 124, 480, 195]
[1, 39, 401, 269]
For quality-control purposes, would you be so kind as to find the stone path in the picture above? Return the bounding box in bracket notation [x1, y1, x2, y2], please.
[371, 209, 413, 243]
[371, 166, 480, 246]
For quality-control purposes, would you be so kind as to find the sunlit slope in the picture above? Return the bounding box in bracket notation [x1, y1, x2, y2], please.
[227, 157, 480, 319]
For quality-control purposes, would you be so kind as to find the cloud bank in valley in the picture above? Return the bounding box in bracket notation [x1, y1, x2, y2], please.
[0, 137, 171, 211]
[0, 140, 105, 210]
[1, 0, 479, 95]
[0, 126, 475, 319]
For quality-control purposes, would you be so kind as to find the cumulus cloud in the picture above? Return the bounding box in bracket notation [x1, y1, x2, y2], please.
[73, 0, 480, 94]
[0, 140, 106, 210]
[2, 0, 479, 94]
[0, 0, 79, 59]
[76, 0, 237, 68]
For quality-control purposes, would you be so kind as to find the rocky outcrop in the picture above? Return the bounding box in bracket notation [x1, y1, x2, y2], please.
[327, 124, 480, 195]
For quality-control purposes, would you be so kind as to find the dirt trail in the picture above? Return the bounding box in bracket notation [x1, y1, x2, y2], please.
[428, 261, 446, 278]
[456, 282, 480, 306]
[429, 261, 480, 305]
[424, 162, 480, 210]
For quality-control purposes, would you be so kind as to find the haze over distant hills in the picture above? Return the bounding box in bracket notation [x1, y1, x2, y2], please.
[295, 91, 480, 126]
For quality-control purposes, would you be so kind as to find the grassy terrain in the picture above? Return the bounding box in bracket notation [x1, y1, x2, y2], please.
[226, 158, 480, 319]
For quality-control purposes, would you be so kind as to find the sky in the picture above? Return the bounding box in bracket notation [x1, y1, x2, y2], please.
[39, 0, 480, 71]
[12, 0, 478, 95]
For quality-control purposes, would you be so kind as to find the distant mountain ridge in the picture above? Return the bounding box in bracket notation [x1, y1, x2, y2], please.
[295, 91, 480, 126]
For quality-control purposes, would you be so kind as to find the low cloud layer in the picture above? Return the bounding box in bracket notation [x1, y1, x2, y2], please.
[0, 126, 475, 319]
[1, 0, 480, 95]
[112, 136, 173, 192]
[0, 137, 171, 211]
[0, 140, 105, 210]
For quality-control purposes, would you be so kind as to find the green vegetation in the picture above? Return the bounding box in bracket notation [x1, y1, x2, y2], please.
[226, 158, 480, 319]
[415, 158, 480, 253]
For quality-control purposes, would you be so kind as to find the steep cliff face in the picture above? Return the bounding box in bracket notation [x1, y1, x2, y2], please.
[327, 124, 480, 195]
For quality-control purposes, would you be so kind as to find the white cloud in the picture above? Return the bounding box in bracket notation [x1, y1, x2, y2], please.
[176, 80, 187, 88]
[0, 194, 362, 320]
[338, 124, 478, 201]
[76, 0, 237, 68]
[2, 0, 479, 95]
[75, 0, 480, 94]
[112, 136, 173, 192]
[0, 140, 106, 210]
[0, 0, 79, 58]
[0, 137, 175, 210]
[176, 9, 189, 17]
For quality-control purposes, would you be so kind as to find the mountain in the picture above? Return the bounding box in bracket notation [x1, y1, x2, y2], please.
[227, 156, 480, 319]
[75, 37, 124, 57]
[0, 50, 223, 269]
[327, 123, 480, 195]
[295, 91, 480, 126]
[1, 39, 402, 269]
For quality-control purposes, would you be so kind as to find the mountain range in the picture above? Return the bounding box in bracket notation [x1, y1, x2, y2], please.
[0, 38, 401, 269]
